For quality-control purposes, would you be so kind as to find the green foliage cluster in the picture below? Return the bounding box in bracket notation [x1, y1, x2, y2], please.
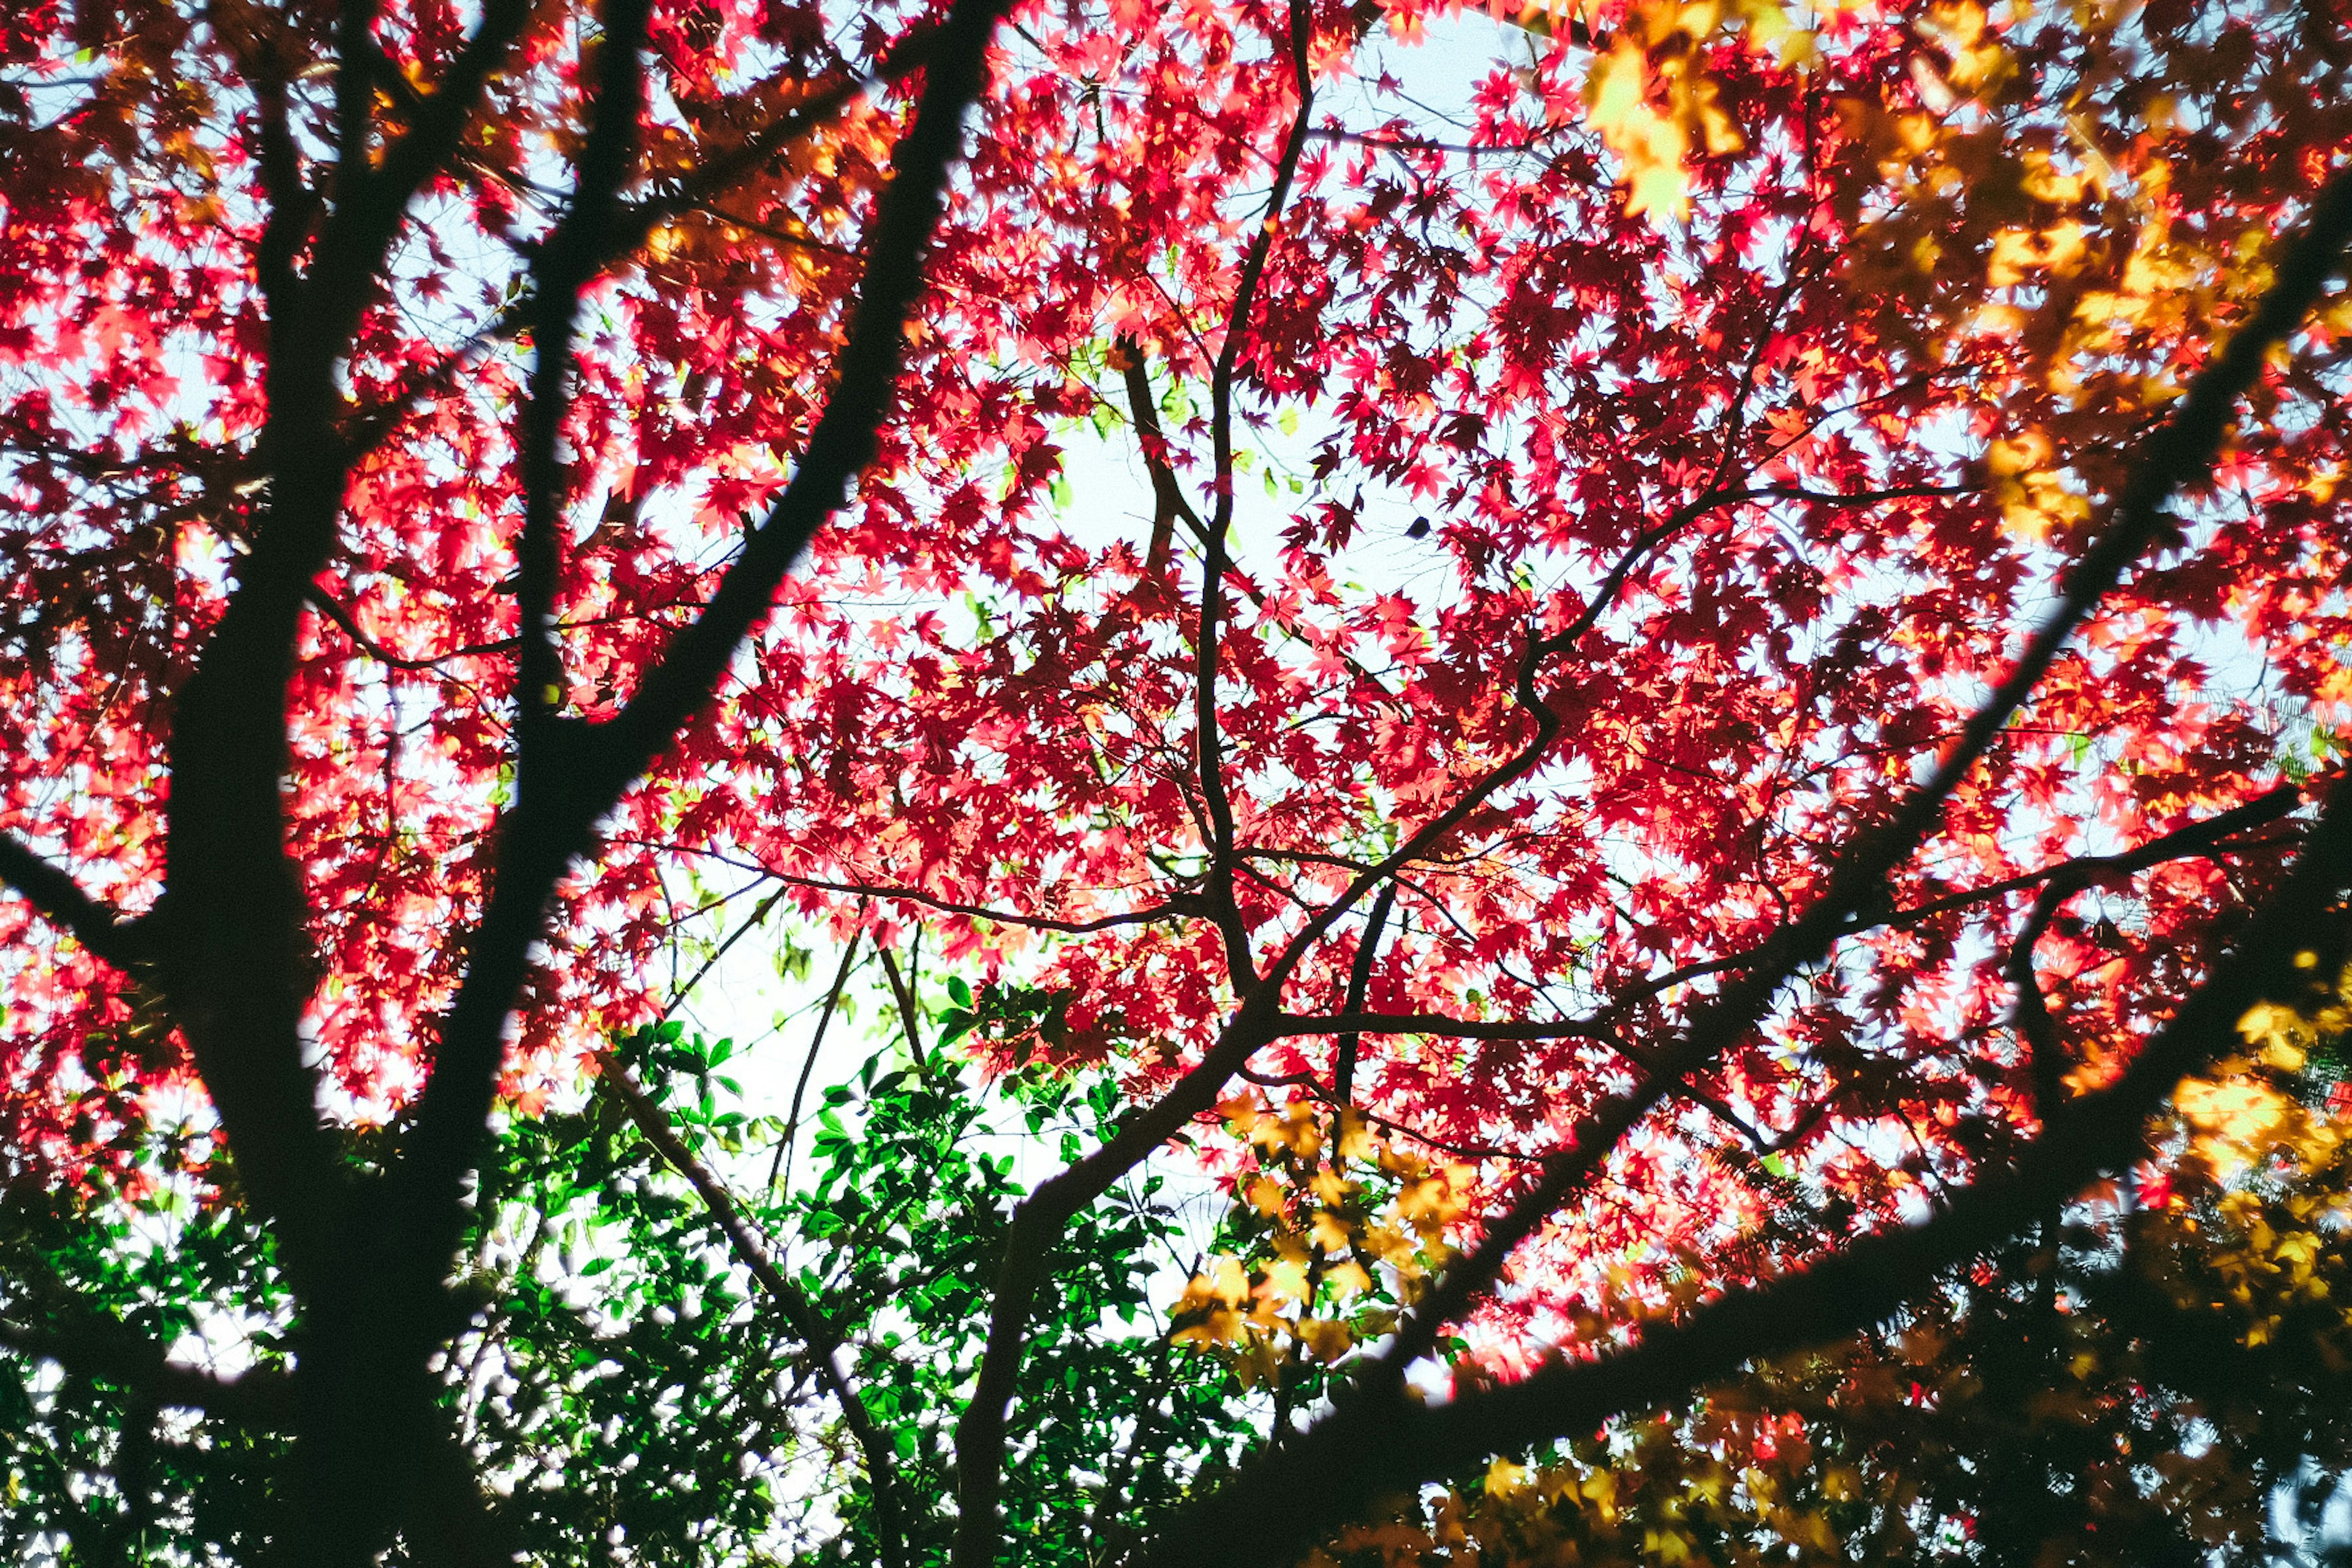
[0, 1016, 1255, 1566]
[781, 1028, 1249, 1568]
[0, 1149, 287, 1566]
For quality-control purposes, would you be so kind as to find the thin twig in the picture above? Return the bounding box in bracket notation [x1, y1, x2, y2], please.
[595, 1050, 912, 1568]
[778, 932, 864, 1197]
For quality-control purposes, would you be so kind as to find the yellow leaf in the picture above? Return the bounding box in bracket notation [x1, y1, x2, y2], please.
[1178, 1254, 1251, 1310]
[1986, 428, 2051, 477]
[2176, 1075, 2294, 1176]
[1366, 1222, 1417, 1268]
[2261, 1041, 2309, 1073]
[1586, 37, 1693, 223]
[2238, 1000, 2306, 1053]
[1987, 222, 2090, 287]
[1215, 1095, 1264, 1137]
[1298, 1316, 1355, 1362]
[1259, 1102, 1322, 1158]
[1171, 1306, 1241, 1348]
[1645, 1525, 1694, 1562]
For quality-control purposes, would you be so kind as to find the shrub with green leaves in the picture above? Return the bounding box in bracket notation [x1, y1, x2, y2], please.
[2, 1017, 1256, 1566]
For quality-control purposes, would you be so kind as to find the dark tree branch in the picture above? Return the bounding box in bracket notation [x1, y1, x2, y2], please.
[159, 0, 538, 1313]
[1586, 780, 2310, 1025]
[1997, 782, 2309, 1120]
[1104, 334, 1401, 705]
[307, 585, 521, 671]
[1278, 1008, 1613, 1044]
[1188, 42, 1317, 995]
[330, 22, 946, 482]
[600, 851, 1193, 935]
[1355, 1106, 1548, 1164]
[1355, 167, 2352, 1381]
[1261, 622, 1569, 1001]
[396, 1414, 527, 1568]
[622, 24, 945, 252]
[1140, 776, 2352, 1568]
[1276, 785, 2305, 1121]
[585, 0, 1009, 777]
[1238, 1066, 1553, 1163]
[679, 198, 861, 257]
[375, 0, 1014, 1425]
[1554, 481, 1975, 661]
[244, 42, 315, 326]
[1273, 880, 1398, 1439]
[512, 0, 653, 755]
[0, 1316, 294, 1428]
[324, 0, 535, 328]
[663, 881, 792, 1020]
[933, 617, 1585, 1550]
[948, 982, 1288, 1568]
[1114, 336, 1202, 576]
[778, 931, 863, 1198]
[331, 0, 382, 208]
[951, 25, 1320, 1558]
[154, 7, 628, 1564]
[322, 36, 656, 1538]
[878, 940, 928, 1067]
[2013, 883, 2101, 1118]
[1331, 881, 1397, 1106]
[0, 834, 146, 971]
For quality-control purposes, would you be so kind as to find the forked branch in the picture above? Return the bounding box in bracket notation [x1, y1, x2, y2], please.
[951, 17, 1322, 1555]
[381, 0, 1017, 1349]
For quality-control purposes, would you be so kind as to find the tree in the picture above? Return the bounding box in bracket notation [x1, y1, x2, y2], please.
[2, 0, 2352, 1560]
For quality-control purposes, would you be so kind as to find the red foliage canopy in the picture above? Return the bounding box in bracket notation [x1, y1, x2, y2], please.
[4, 0, 2352, 1556]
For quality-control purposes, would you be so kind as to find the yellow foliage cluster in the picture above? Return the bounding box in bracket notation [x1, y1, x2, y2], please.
[1285, 976, 2352, 1566]
[2201, 1181, 2346, 1350]
[1169, 1096, 1472, 1387]
[1574, 1, 1814, 224]
[1303, 1399, 1866, 1568]
[2151, 961, 2352, 1351]
[1825, 1, 2296, 545]
[1583, 33, 1741, 222]
[2174, 956, 2352, 1181]
[1553, 0, 2301, 562]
